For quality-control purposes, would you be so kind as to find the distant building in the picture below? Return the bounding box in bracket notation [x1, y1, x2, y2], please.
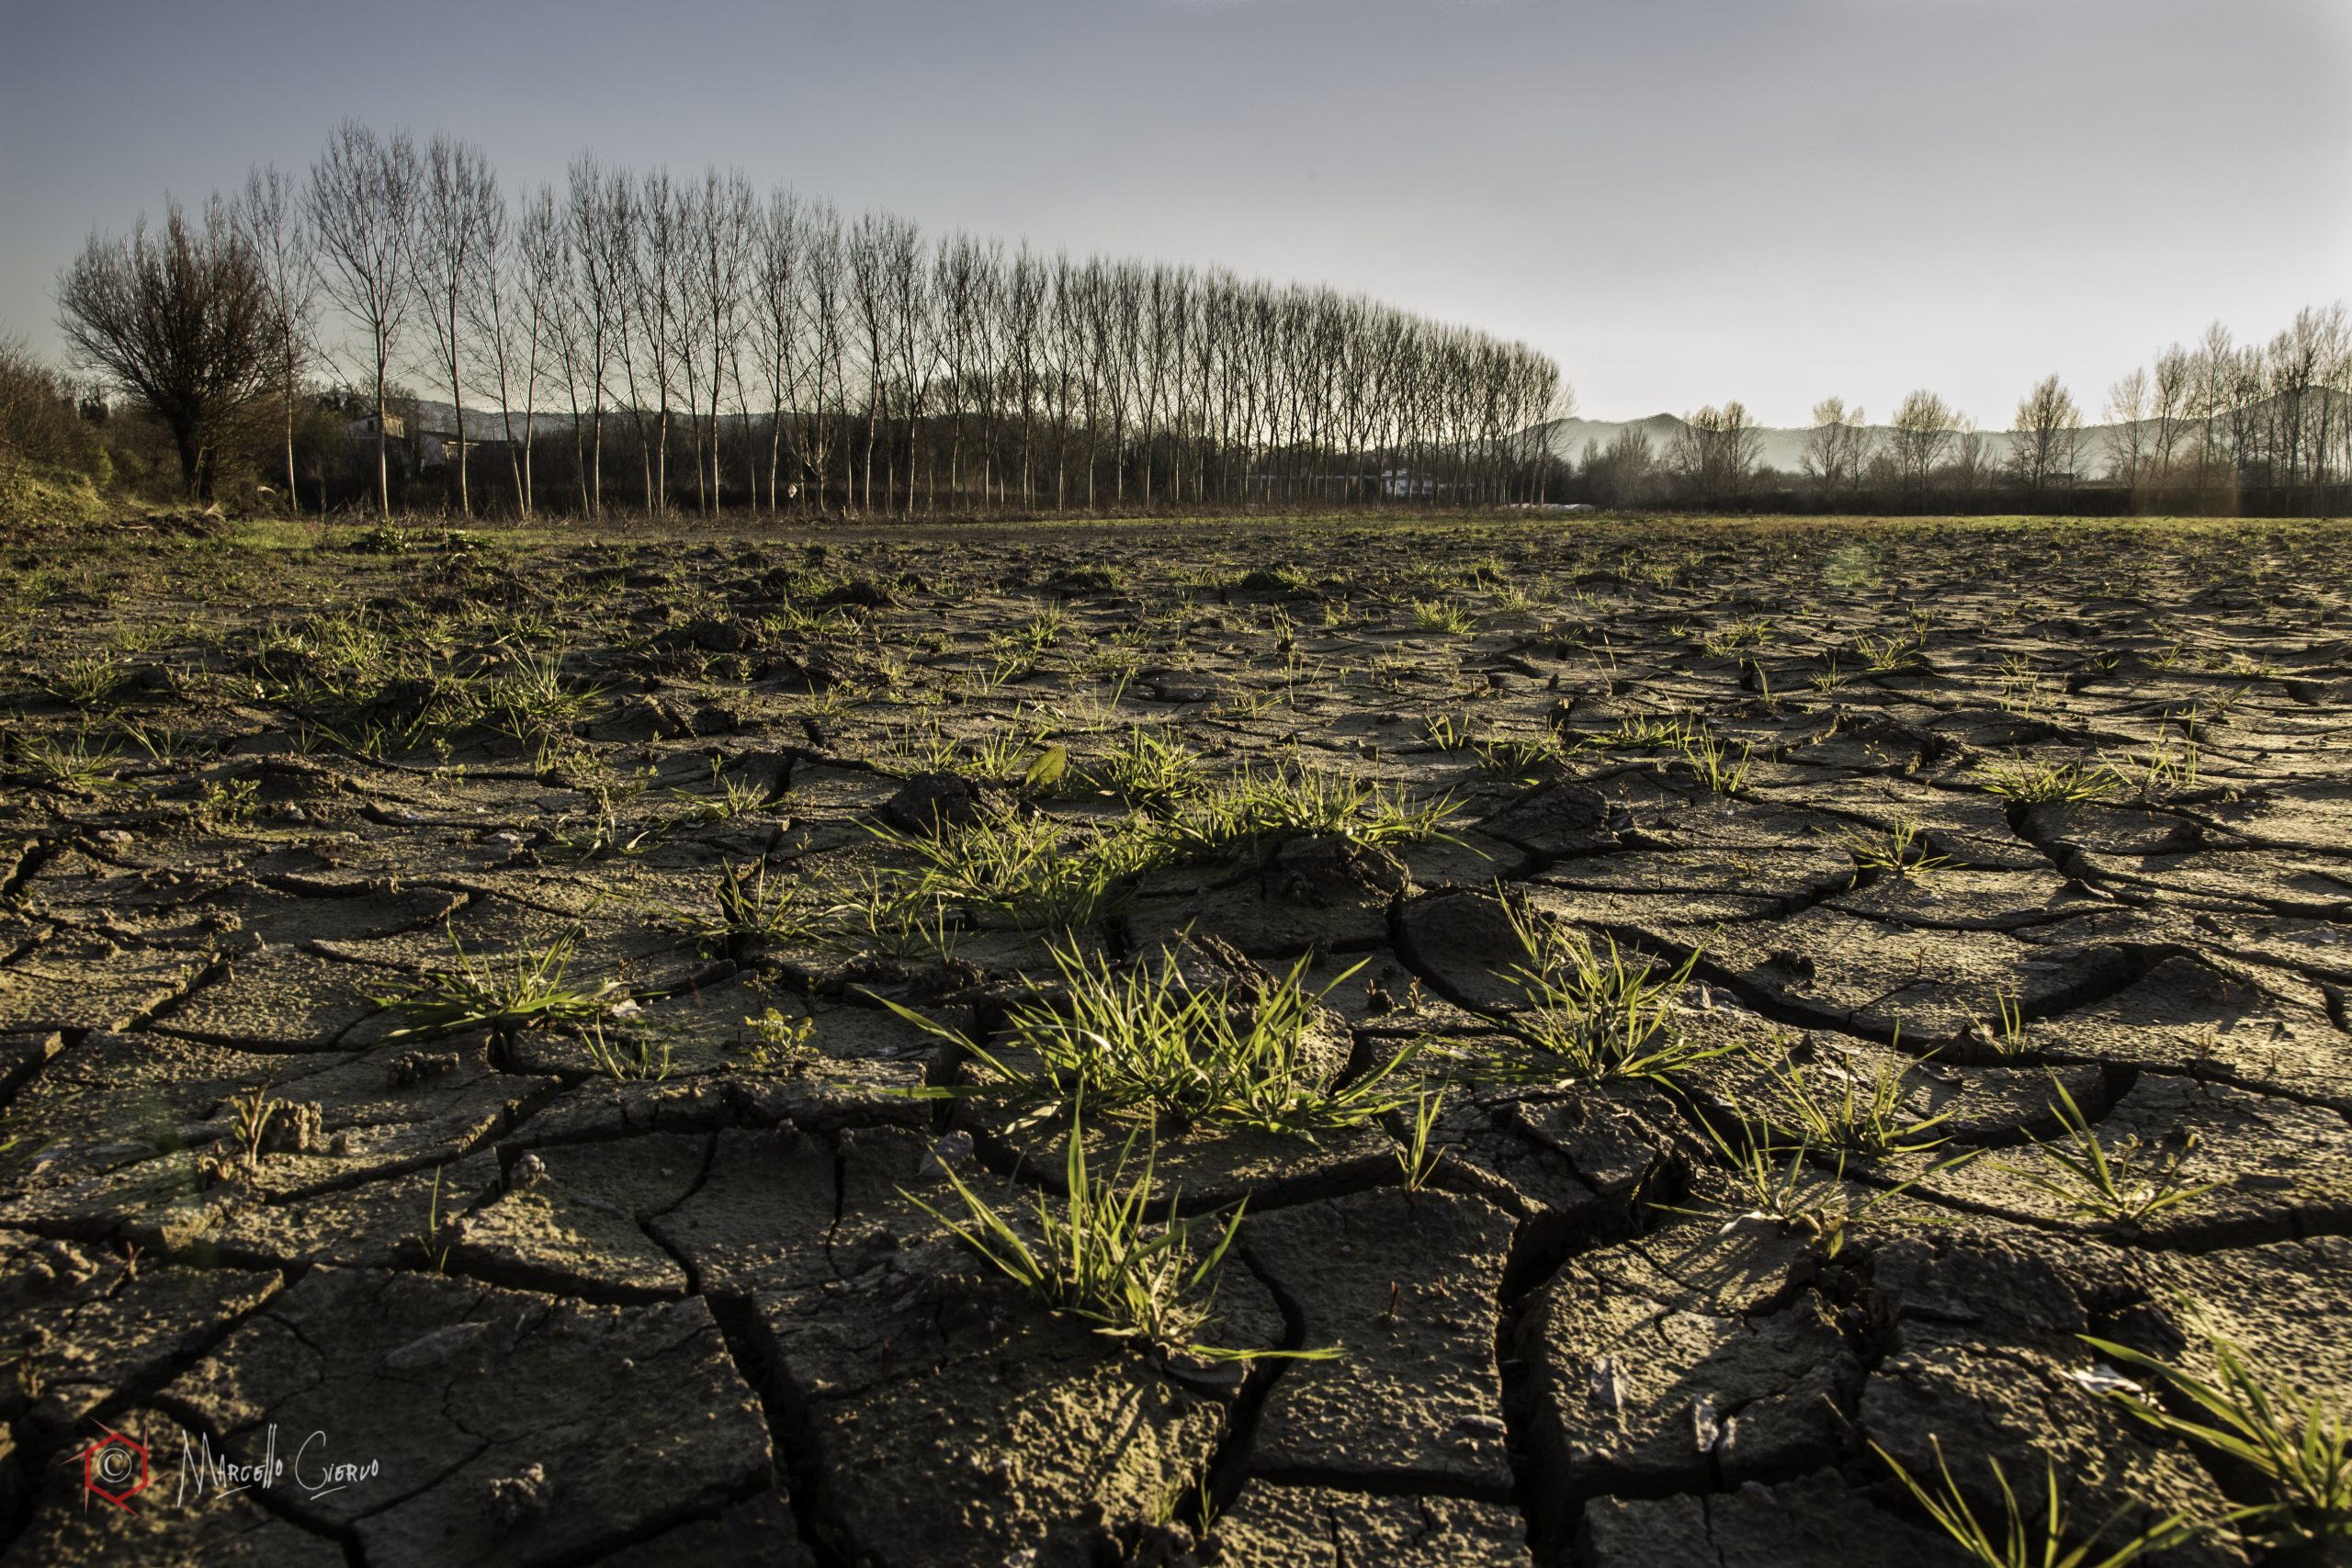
[345, 412, 405, 443]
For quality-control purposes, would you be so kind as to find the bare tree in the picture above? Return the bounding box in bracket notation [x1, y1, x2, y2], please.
[414, 133, 497, 516]
[56, 197, 277, 498]
[692, 168, 754, 513]
[1950, 417, 1992, 509]
[1887, 389, 1956, 510]
[1586, 424, 1657, 507]
[2104, 367, 2151, 502]
[749, 186, 806, 512]
[310, 121, 421, 516]
[2149, 343, 2193, 500]
[473, 181, 560, 518]
[2007, 373, 2082, 504]
[565, 155, 628, 517]
[1669, 401, 1761, 507]
[233, 165, 319, 513]
[1801, 396, 1870, 506]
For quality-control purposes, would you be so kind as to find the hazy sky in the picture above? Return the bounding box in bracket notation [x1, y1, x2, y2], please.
[4, 0, 2346, 426]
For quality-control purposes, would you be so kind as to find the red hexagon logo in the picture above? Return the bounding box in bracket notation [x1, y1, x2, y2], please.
[81, 1426, 152, 1513]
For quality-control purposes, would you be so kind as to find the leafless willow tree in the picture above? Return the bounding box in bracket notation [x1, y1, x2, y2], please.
[415, 133, 497, 516]
[56, 197, 277, 498]
[310, 122, 421, 515]
[233, 165, 318, 511]
[472, 181, 560, 518]
[144, 127, 1571, 518]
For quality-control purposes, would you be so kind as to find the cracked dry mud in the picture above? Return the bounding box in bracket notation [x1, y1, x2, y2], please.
[2, 514, 2348, 1566]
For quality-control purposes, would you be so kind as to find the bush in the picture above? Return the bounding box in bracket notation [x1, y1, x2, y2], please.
[0, 336, 114, 525]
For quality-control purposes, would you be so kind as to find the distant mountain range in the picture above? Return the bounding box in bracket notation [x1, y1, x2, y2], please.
[1535, 414, 2122, 473]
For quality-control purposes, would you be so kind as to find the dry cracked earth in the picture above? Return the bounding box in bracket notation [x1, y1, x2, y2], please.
[1, 514, 2348, 1568]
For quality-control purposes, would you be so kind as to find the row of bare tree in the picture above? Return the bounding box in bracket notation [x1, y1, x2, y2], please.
[1574, 306, 2352, 514]
[130, 122, 1562, 516]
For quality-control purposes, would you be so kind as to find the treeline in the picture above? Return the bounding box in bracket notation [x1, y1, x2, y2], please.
[1572, 305, 2352, 516]
[34, 121, 1566, 518]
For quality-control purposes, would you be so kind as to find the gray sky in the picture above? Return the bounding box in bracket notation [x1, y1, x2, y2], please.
[4, 0, 2346, 427]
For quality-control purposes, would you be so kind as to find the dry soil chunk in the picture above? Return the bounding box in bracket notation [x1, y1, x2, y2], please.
[0, 1237, 280, 1438]
[450, 1131, 709, 1301]
[1901, 1071, 2352, 1247]
[1577, 1468, 1971, 1568]
[756, 1239, 1253, 1568]
[1514, 1223, 1850, 1528]
[157, 1267, 772, 1568]
[589, 1487, 814, 1567]
[1242, 1187, 1517, 1493]
[1211, 1483, 1530, 1566]
[1859, 1227, 2245, 1565]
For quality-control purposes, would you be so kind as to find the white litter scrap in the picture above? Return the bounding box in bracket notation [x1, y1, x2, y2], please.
[2064, 1362, 2143, 1396]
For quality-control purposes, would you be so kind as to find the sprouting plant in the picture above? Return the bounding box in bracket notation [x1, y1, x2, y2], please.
[1475, 734, 1562, 783]
[1758, 1042, 1956, 1156]
[353, 523, 418, 556]
[1679, 728, 1753, 795]
[1997, 1077, 2217, 1229]
[667, 764, 773, 824]
[1017, 603, 1070, 650]
[1854, 629, 1927, 674]
[1091, 728, 1207, 809]
[869, 803, 1158, 934]
[902, 1117, 1329, 1361]
[1395, 1087, 1450, 1190]
[7, 728, 123, 789]
[195, 776, 262, 826]
[119, 720, 201, 766]
[821, 870, 966, 964]
[880, 944, 1416, 1136]
[1575, 711, 1701, 756]
[485, 649, 607, 750]
[1690, 1107, 1963, 1261]
[1702, 618, 1770, 657]
[1156, 765, 1460, 860]
[2080, 1324, 2351, 1549]
[413, 1165, 455, 1272]
[581, 1021, 672, 1082]
[41, 650, 132, 708]
[379, 929, 629, 1038]
[1872, 1438, 2201, 1568]
[1422, 711, 1476, 751]
[1971, 987, 2030, 1057]
[1979, 754, 2124, 805]
[2111, 733, 2199, 801]
[1021, 743, 1070, 796]
[692, 861, 815, 955]
[1690, 1110, 1870, 1260]
[1486, 900, 1729, 1086]
[1840, 815, 1951, 880]
[226, 1086, 287, 1173]
[737, 1008, 820, 1073]
[1410, 598, 1476, 636]
[978, 647, 1041, 690]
